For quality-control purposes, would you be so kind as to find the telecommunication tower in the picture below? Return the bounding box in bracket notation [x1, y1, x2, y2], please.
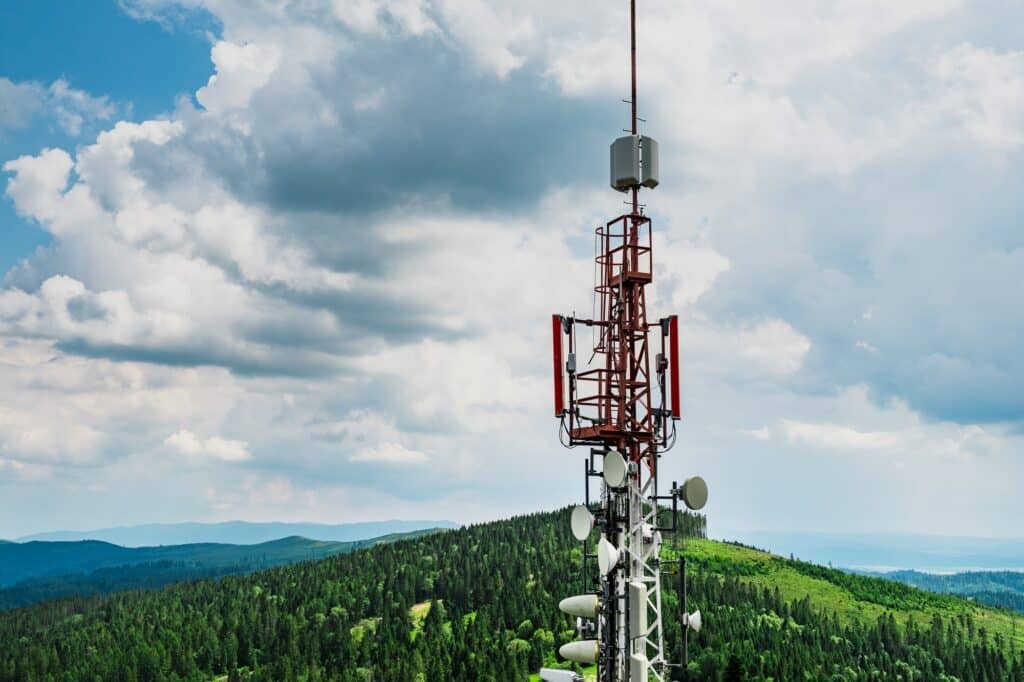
[541, 2, 708, 681]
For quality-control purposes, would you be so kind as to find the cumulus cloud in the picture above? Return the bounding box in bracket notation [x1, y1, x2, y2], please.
[165, 429, 252, 462]
[197, 41, 282, 114]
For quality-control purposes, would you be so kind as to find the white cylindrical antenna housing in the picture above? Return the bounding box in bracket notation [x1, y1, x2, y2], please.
[559, 594, 600, 619]
[559, 640, 599, 665]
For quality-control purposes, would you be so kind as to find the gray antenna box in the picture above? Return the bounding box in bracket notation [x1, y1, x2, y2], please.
[610, 134, 660, 191]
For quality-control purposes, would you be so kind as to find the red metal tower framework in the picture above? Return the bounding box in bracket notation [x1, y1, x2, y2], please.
[551, 1, 680, 475]
[546, 3, 706, 681]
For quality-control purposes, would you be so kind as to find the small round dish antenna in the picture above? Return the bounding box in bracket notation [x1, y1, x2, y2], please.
[570, 505, 594, 541]
[603, 450, 627, 488]
[681, 476, 708, 510]
[683, 609, 702, 633]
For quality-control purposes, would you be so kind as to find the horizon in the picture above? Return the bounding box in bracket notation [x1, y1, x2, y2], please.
[7, 515, 1024, 578]
[8, 514, 1024, 547]
[10, 515, 1024, 542]
[2, 1, 1023, 542]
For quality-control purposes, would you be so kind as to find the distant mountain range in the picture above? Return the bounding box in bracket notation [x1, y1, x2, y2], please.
[0, 528, 448, 610]
[734, 531, 1024, 573]
[861, 568, 1024, 613]
[14, 519, 460, 547]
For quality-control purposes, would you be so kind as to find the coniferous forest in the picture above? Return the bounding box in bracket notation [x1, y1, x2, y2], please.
[2, 508, 1023, 681]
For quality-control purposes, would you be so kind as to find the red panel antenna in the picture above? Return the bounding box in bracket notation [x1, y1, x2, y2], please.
[552, 314, 565, 416]
[669, 315, 681, 419]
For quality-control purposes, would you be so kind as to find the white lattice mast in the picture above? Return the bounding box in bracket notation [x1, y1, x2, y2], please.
[543, 2, 709, 681]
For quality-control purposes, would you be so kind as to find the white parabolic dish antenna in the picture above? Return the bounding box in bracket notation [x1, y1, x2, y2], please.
[603, 450, 627, 487]
[570, 505, 594, 541]
[597, 536, 619, 575]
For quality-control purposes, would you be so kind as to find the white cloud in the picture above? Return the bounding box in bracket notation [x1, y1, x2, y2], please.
[349, 442, 427, 464]
[436, 0, 534, 77]
[740, 320, 812, 376]
[777, 386, 1006, 461]
[165, 430, 252, 462]
[0, 77, 116, 136]
[330, 0, 437, 36]
[197, 41, 282, 114]
[934, 44, 1024, 148]
[0, 457, 51, 481]
[745, 426, 772, 441]
[782, 420, 904, 452]
[0, 406, 104, 465]
[0, 79, 45, 130]
[314, 410, 428, 464]
[47, 79, 117, 136]
[657, 239, 731, 308]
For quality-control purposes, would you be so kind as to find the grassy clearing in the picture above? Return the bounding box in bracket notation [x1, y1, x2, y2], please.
[409, 599, 440, 640]
[349, 616, 381, 643]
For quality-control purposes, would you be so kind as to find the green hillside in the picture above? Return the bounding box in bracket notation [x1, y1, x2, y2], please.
[678, 539, 1024, 658]
[1, 509, 1022, 681]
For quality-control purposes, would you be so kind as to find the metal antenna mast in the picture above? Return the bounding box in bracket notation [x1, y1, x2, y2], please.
[543, 3, 708, 681]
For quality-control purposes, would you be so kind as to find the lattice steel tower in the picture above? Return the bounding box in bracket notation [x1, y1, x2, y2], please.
[543, 2, 708, 681]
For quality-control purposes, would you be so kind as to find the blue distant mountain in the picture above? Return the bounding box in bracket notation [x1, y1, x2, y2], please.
[0, 529, 449, 610]
[16, 519, 460, 548]
[733, 531, 1024, 573]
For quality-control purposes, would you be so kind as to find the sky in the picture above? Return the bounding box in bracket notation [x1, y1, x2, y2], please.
[0, 0, 1022, 541]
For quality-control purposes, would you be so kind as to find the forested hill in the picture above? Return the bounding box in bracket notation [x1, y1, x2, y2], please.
[1, 509, 1023, 681]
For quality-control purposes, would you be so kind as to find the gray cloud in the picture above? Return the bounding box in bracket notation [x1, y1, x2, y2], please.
[129, 36, 617, 214]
